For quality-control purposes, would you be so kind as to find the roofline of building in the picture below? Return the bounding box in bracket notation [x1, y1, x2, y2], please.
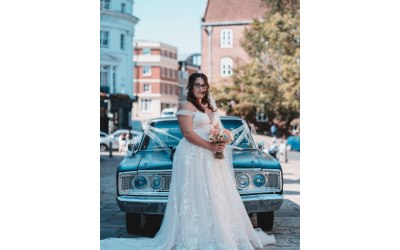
[202, 0, 211, 21]
[134, 40, 178, 51]
[100, 10, 139, 25]
[201, 20, 253, 27]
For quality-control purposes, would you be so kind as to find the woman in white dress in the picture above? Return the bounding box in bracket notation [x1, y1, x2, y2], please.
[101, 73, 275, 249]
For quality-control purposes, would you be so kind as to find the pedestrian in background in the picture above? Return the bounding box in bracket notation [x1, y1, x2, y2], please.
[268, 139, 278, 159]
[124, 132, 132, 154]
[278, 139, 287, 163]
[118, 133, 126, 153]
[270, 124, 278, 138]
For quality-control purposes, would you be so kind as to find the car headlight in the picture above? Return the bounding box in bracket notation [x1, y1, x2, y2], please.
[132, 175, 147, 189]
[253, 174, 267, 187]
[150, 175, 165, 190]
[236, 173, 250, 188]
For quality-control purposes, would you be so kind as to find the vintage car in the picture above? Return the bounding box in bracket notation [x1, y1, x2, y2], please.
[116, 116, 284, 234]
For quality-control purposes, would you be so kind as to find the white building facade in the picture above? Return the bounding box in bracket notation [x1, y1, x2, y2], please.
[100, 0, 139, 132]
[100, 0, 139, 97]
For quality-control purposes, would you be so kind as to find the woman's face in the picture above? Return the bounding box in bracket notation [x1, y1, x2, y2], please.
[192, 77, 208, 100]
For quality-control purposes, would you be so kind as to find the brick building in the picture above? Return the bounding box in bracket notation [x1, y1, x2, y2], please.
[201, 0, 268, 86]
[133, 40, 179, 122]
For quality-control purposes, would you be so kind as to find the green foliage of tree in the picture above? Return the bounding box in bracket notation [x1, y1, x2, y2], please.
[213, 0, 300, 128]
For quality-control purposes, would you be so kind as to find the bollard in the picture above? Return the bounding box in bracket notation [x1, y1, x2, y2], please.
[109, 141, 113, 158]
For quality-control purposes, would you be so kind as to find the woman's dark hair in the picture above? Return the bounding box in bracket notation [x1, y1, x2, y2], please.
[186, 72, 216, 112]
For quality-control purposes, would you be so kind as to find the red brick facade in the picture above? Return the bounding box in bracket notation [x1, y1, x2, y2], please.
[201, 0, 268, 86]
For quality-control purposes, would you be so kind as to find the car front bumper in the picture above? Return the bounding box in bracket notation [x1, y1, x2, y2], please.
[117, 193, 284, 214]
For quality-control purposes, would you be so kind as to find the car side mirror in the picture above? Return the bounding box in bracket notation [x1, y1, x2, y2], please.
[257, 141, 265, 149]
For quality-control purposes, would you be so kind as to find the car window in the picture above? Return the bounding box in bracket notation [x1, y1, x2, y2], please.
[100, 133, 106, 137]
[140, 119, 256, 150]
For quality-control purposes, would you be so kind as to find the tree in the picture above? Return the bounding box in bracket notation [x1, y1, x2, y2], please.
[215, 0, 300, 128]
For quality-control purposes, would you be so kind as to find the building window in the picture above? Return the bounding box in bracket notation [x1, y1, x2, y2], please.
[100, 31, 109, 48]
[112, 66, 116, 90]
[100, 65, 109, 86]
[121, 3, 126, 13]
[143, 66, 151, 76]
[221, 29, 233, 48]
[143, 83, 151, 93]
[120, 34, 125, 50]
[100, 0, 110, 10]
[143, 48, 151, 55]
[167, 68, 170, 78]
[221, 57, 233, 77]
[141, 99, 152, 112]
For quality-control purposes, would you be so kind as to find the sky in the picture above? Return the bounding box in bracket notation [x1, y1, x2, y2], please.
[134, 0, 209, 57]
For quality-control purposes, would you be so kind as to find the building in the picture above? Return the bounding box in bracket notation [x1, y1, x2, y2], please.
[133, 40, 179, 122]
[178, 53, 201, 104]
[100, 0, 139, 133]
[201, 0, 268, 86]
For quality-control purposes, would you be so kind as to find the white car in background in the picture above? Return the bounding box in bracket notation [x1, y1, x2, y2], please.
[160, 107, 177, 117]
[100, 130, 144, 151]
[100, 131, 115, 152]
[110, 130, 144, 149]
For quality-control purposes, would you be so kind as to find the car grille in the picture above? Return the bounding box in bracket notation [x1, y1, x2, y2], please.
[234, 169, 281, 193]
[119, 171, 172, 195]
[120, 169, 281, 195]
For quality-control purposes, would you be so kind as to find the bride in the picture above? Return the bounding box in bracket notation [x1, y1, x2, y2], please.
[101, 73, 275, 249]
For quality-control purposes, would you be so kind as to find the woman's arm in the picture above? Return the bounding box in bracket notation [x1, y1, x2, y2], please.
[177, 103, 224, 152]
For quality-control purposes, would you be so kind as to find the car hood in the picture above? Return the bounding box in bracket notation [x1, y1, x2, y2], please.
[118, 149, 281, 172]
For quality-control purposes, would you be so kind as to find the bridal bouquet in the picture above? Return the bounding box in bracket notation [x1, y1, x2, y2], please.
[208, 128, 234, 159]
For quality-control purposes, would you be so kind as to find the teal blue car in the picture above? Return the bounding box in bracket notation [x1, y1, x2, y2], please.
[116, 116, 284, 234]
[287, 135, 300, 151]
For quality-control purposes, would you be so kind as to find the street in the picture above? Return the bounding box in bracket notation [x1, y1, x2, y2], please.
[100, 135, 300, 249]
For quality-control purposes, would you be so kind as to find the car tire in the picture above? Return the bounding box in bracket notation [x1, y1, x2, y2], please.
[257, 211, 274, 231]
[126, 212, 141, 234]
[100, 144, 108, 152]
[143, 214, 163, 236]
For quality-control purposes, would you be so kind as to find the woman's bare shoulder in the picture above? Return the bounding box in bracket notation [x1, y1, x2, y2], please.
[178, 101, 196, 112]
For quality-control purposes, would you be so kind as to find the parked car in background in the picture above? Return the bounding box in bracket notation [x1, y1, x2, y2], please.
[100, 131, 110, 152]
[117, 116, 283, 234]
[160, 107, 177, 117]
[109, 129, 144, 150]
[287, 135, 300, 151]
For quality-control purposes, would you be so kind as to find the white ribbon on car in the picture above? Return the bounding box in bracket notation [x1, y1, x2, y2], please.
[144, 122, 251, 155]
[145, 126, 184, 156]
[230, 121, 251, 149]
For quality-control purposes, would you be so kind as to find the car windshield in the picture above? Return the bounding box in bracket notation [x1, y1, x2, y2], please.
[140, 119, 256, 150]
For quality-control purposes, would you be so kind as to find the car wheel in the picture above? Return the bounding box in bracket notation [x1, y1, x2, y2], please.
[126, 212, 141, 234]
[100, 144, 108, 152]
[143, 214, 163, 237]
[257, 211, 274, 231]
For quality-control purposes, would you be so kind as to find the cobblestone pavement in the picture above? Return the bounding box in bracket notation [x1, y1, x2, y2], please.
[100, 136, 300, 249]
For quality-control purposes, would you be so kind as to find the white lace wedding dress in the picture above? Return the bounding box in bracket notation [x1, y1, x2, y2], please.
[101, 110, 275, 250]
